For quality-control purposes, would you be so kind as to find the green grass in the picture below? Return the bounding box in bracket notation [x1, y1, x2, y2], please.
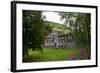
[24, 48, 87, 62]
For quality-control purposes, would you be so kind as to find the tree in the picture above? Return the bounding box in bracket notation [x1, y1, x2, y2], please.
[23, 10, 48, 59]
[59, 12, 91, 59]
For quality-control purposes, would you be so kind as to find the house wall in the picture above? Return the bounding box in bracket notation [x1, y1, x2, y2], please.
[44, 31, 76, 48]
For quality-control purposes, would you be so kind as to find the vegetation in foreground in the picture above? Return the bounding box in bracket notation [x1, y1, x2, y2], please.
[23, 48, 88, 62]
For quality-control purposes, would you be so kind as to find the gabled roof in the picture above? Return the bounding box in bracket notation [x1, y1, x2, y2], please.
[52, 27, 71, 36]
[45, 21, 72, 37]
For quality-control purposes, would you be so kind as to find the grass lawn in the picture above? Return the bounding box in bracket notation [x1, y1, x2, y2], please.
[24, 48, 88, 62]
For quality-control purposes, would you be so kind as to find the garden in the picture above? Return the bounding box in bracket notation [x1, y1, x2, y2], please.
[22, 10, 91, 62]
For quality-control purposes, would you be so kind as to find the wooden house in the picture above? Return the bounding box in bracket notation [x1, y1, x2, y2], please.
[44, 27, 75, 48]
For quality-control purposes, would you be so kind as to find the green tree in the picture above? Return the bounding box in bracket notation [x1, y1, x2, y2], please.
[23, 10, 52, 59]
[59, 12, 91, 59]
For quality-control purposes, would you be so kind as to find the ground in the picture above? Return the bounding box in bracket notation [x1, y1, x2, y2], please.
[23, 48, 88, 62]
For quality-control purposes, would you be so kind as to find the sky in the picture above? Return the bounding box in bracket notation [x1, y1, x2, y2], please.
[42, 12, 64, 24]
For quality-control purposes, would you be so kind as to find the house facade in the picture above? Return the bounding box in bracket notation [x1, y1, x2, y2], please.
[44, 31, 75, 48]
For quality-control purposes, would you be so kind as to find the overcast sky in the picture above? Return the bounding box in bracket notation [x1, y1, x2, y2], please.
[42, 12, 64, 24]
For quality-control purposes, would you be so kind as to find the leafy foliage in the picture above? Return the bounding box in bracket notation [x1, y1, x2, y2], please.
[23, 10, 52, 58]
[59, 12, 91, 58]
